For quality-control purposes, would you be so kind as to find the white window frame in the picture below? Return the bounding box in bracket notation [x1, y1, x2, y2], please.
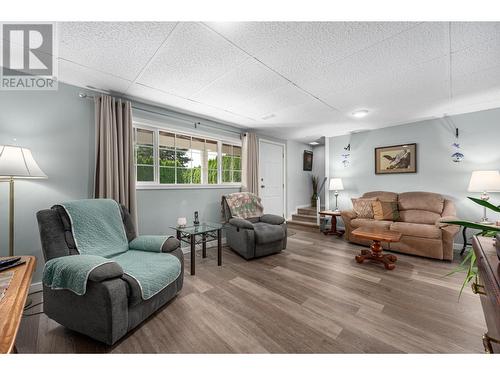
[134, 122, 242, 190]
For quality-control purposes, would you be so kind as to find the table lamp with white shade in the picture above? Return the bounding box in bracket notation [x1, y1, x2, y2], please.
[329, 178, 344, 212]
[467, 170, 500, 224]
[0, 145, 47, 257]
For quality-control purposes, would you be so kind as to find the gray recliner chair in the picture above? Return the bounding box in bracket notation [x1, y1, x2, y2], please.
[36, 204, 183, 345]
[222, 195, 287, 260]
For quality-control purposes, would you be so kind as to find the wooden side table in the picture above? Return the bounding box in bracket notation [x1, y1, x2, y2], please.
[318, 210, 345, 237]
[0, 256, 36, 353]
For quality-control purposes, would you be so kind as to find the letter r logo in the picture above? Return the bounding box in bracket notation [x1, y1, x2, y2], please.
[2, 24, 53, 76]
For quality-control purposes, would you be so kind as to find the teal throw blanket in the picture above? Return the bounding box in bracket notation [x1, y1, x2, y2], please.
[112, 250, 181, 299]
[62, 199, 128, 258]
[129, 235, 170, 252]
[44, 199, 181, 300]
[43, 255, 116, 295]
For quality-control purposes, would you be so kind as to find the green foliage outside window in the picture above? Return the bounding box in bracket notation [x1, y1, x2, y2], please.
[135, 128, 240, 185]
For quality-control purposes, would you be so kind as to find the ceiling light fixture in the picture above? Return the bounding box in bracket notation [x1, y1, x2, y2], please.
[309, 141, 320, 146]
[352, 109, 369, 118]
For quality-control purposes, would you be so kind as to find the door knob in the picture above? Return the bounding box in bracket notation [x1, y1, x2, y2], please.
[261, 185, 265, 188]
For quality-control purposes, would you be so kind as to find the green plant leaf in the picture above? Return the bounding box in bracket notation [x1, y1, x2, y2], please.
[441, 220, 500, 232]
[468, 196, 500, 213]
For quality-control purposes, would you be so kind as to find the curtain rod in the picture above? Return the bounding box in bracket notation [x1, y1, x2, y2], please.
[79, 93, 244, 137]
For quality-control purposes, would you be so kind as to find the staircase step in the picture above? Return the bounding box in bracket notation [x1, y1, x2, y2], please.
[286, 220, 320, 232]
[297, 207, 318, 215]
[292, 214, 318, 223]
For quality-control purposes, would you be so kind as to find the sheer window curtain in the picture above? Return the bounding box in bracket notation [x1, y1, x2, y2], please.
[94, 95, 137, 225]
[242, 132, 259, 194]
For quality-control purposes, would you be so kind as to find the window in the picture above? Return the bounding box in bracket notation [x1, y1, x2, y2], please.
[134, 125, 241, 187]
[222, 144, 242, 183]
[135, 129, 155, 182]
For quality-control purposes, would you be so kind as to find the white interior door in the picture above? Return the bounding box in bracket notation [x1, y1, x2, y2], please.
[259, 140, 285, 217]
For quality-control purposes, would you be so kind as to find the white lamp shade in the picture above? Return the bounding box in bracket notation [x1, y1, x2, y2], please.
[467, 170, 500, 192]
[329, 178, 344, 191]
[0, 145, 47, 179]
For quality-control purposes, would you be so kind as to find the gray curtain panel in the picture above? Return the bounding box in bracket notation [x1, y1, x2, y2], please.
[242, 132, 259, 194]
[94, 95, 137, 226]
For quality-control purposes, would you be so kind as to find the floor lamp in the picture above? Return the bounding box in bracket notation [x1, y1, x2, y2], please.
[0, 145, 47, 257]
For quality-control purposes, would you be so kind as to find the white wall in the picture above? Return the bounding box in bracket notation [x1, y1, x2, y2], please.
[328, 108, 500, 230]
[312, 144, 326, 207]
[286, 140, 313, 218]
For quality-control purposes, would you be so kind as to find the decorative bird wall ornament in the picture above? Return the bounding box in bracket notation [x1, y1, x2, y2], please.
[382, 149, 411, 169]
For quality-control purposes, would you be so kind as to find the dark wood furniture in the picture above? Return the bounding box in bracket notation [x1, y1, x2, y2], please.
[472, 235, 500, 353]
[0, 256, 36, 354]
[462, 223, 500, 255]
[319, 210, 345, 237]
[352, 227, 402, 270]
[172, 223, 223, 276]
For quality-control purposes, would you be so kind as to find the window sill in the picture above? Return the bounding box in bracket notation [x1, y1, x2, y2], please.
[136, 184, 242, 190]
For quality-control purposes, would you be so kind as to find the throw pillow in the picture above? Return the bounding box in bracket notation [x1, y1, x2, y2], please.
[372, 200, 400, 221]
[351, 198, 377, 219]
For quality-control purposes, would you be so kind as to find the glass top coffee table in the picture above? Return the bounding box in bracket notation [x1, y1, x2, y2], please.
[169, 222, 224, 275]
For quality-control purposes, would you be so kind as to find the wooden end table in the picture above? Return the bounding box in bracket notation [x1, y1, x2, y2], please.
[352, 227, 402, 270]
[0, 256, 36, 353]
[319, 210, 345, 237]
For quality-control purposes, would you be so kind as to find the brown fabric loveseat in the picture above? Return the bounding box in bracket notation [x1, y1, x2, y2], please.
[340, 191, 460, 260]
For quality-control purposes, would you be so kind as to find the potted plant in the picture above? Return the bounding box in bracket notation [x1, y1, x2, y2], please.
[443, 197, 500, 298]
[311, 175, 318, 208]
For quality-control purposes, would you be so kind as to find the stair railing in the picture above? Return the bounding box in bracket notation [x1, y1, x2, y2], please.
[316, 177, 328, 225]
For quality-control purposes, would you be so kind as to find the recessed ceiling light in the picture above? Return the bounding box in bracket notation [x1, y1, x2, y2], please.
[309, 141, 320, 146]
[352, 109, 369, 118]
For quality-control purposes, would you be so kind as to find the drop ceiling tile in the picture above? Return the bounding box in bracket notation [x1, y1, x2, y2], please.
[207, 22, 417, 80]
[137, 22, 249, 98]
[259, 98, 338, 126]
[232, 83, 313, 119]
[204, 22, 301, 56]
[452, 36, 500, 77]
[58, 59, 132, 93]
[451, 22, 500, 52]
[127, 83, 254, 126]
[297, 22, 450, 99]
[58, 22, 176, 81]
[320, 57, 449, 111]
[190, 59, 290, 111]
[250, 22, 418, 80]
[453, 66, 500, 98]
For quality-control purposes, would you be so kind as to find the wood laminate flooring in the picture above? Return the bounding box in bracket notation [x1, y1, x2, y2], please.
[16, 229, 486, 353]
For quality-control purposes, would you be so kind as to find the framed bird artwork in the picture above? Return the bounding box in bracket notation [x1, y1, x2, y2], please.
[375, 143, 417, 174]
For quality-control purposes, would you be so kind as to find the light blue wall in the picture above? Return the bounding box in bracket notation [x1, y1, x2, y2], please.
[0, 82, 242, 282]
[132, 104, 242, 235]
[328, 108, 500, 230]
[137, 188, 238, 235]
[0, 83, 95, 281]
[0, 81, 316, 282]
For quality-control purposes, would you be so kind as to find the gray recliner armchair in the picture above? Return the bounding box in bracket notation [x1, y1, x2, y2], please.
[222, 194, 287, 260]
[36, 204, 183, 345]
